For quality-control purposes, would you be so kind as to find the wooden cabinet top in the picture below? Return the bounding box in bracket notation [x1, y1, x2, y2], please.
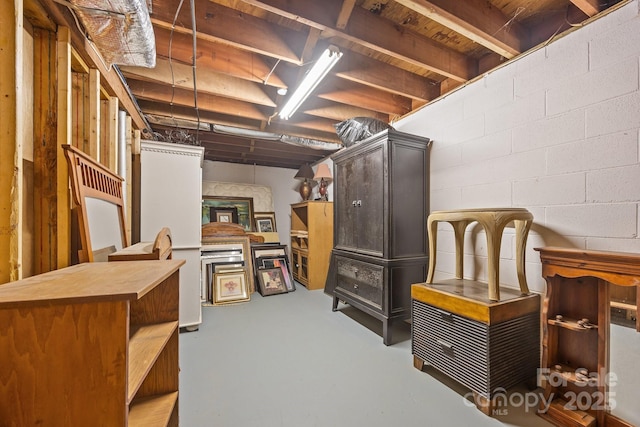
[290, 200, 332, 208]
[0, 260, 185, 307]
[535, 246, 640, 285]
[331, 128, 430, 162]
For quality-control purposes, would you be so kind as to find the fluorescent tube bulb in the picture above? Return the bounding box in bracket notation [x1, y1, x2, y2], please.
[279, 46, 342, 120]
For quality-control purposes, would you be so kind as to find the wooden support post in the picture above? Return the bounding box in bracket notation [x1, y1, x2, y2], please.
[89, 68, 100, 160]
[100, 96, 119, 172]
[33, 28, 58, 274]
[56, 26, 72, 268]
[0, 0, 23, 283]
[125, 116, 133, 244]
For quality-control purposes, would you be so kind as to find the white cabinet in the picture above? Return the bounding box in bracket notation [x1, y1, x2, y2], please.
[140, 140, 204, 329]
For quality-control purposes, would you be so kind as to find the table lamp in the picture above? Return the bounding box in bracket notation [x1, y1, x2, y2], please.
[294, 163, 315, 200]
[313, 163, 332, 201]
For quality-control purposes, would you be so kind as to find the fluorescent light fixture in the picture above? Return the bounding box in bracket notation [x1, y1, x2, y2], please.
[279, 45, 343, 120]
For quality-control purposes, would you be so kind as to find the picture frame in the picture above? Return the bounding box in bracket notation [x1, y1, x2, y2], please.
[212, 206, 239, 224]
[212, 269, 250, 305]
[254, 212, 277, 232]
[260, 256, 295, 292]
[202, 196, 255, 231]
[255, 218, 275, 232]
[250, 244, 289, 283]
[256, 268, 288, 296]
[201, 236, 255, 293]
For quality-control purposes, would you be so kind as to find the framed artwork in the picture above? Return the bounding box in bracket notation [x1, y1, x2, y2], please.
[250, 244, 288, 283]
[256, 268, 288, 296]
[212, 206, 239, 224]
[261, 256, 295, 292]
[254, 212, 277, 232]
[202, 196, 255, 231]
[201, 236, 255, 293]
[213, 269, 250, 305]
[251, 244, 287, 260]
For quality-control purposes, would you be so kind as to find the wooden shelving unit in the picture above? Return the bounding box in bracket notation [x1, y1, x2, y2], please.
[0, 260, 184, 426]
[290, 201, 333, 290]
[536, 247, 639, 427]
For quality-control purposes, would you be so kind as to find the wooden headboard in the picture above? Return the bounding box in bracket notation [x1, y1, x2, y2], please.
[63, 145, 129, 263]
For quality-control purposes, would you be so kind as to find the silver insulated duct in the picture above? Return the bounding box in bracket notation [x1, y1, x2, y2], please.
[65, 0, 156, 68]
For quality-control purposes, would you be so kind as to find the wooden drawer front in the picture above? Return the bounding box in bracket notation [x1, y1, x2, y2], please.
[412, 299, 540, 397]
[335, 256, 383, 309]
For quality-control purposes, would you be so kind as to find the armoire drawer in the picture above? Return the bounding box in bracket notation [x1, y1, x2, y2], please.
[335, 256, 383, 308]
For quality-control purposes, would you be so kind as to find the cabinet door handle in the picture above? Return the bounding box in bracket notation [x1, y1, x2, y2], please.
[356, 200, 362, 207]
[352, 200, 357, 207]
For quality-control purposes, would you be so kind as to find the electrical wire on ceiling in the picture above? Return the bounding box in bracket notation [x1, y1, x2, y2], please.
[168, 0, 185, 130]
[166, 0, 201, 144]
[189, 0, 201, 142]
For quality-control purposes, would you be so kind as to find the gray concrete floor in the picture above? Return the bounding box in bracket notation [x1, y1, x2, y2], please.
[178, 285, 557, 427]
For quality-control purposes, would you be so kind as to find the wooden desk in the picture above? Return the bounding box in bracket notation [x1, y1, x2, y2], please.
[427, 208, 533, 301]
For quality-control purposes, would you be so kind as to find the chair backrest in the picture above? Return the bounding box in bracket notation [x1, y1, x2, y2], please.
[63, 145, 128, 263]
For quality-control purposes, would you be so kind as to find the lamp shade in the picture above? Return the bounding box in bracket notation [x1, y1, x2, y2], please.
[294, 164, 315, 180]
[313, 163, 332, 180]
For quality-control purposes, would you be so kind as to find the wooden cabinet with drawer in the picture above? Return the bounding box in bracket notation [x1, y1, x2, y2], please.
[334, 255, 384, 309]
[329, 129, 431, 345]
[411, 279, 540, 413]
[332, 251, 427, 345]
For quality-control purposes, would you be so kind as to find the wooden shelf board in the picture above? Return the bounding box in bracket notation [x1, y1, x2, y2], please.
[129, 391, 178, 427]
[128, 321, 178, 403]
[546, 363, 599, 387]
[541, 398, 596, 427]
[548, 316, 598, 331]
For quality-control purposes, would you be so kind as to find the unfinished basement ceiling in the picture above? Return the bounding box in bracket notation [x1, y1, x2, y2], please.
[113, 0, 626, 169]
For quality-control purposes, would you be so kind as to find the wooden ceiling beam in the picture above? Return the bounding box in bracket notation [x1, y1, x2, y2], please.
[269, 117, 338, 135]
[139, 101, 260, 129]
[317, 79, 412, 117]
[154, 27, 286, 88]
[120, 58, 276, 107]
[126, 79, 268, 121]
[24, 0, 56, 31]
[150, 0, 301, 64]
[241, 0, 475, 81]
[198, 133, 332, 157]
[570, 0, 600, 17]
[140, 100, 342, 144]
[336, 0, 357, 29]
[394, 0, 527, 59]
[334, 51, 440, 102]
[301, 98, 389, 122]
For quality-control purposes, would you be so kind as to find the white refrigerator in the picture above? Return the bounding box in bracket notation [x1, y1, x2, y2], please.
[140, 140, 204, 330]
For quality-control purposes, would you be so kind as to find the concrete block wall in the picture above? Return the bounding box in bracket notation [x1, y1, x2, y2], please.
[395, 1, 640, 293]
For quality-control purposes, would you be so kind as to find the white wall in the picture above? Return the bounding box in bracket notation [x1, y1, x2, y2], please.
[395, 0, 640, 293]
[202, 160, 333, 247]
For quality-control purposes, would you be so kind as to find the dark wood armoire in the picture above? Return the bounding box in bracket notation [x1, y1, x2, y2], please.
[329, 129, 431, 345]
